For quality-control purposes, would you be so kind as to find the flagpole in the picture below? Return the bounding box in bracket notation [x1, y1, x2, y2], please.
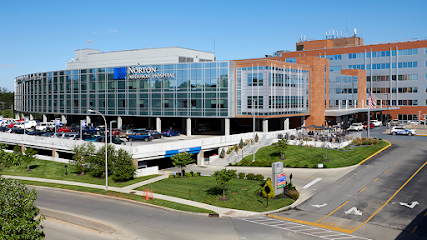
[368, 99, 370, 138]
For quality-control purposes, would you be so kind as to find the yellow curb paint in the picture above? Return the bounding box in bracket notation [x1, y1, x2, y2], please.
[404, 156, 407, 158]
[199, 204, 206, 207]
[412, 226, 418, 233]
[315, 201, 349, 223]
[267, 214, 353, 234]
[46, 217, 100, 233]
[394, 162, 398, 165]
[360, 187, 367, 192]
[384, 169, 389, 173]
[358, 140, 391, 165]
[373, 178, 379, 182]
[351, 159, 427, 234]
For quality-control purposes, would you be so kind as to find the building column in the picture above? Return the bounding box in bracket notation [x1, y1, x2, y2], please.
[186, 118, 191, 136]
[117, 116, 122, 129]
[156, 117, 161, 132]
[52, 148, 59, 158]
[61, 115, 67, 125]
[197, 149, 204, 165]
[29, 114, 34, 120]
[224, 118, 230, 136]
[86, 115, 91, 125]
[43, 114, 48, 122]
[283, 118, 289, 130]
[262, 119, 268, 132]
[21, 113, 25, 119]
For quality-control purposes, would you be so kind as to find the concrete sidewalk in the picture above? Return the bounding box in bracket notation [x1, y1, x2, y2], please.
[3, 163, 357, 218]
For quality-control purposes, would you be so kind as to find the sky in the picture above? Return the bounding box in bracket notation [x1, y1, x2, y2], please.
[1, 0, 426, 92]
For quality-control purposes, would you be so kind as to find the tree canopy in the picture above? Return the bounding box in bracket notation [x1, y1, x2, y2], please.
[272, 138, 289, 159]
[211, 168, 237, 200]
[171, 152, 194, 176]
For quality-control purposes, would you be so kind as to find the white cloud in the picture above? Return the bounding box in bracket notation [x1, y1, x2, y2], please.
[93, 29, 119, 35]
[0, 64, 16, 69]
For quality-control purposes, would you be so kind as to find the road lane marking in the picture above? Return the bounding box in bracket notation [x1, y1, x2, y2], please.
[424, 211, 427, 217]
[411, 150, 414, 153]
[412, 226, 418, 233]
[373, 178, 379, 182]
[404, 155, 407, 158]
[315, 201, 349, 223]
[352, 159, 427, 233]
[394, 162, 398, 165]
[358, 140, 391, 165]
[302, 178, 322, 189]
[384, 169, 389, 173]
[360, 187, 367, 192]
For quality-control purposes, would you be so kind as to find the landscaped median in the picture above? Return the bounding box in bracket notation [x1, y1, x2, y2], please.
[231, 138, 389, 168]
[136, 175, 296, 212]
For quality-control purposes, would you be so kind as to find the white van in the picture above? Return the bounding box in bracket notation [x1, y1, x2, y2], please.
[35, 122, 55, 131]
[14, 120, 38, 129]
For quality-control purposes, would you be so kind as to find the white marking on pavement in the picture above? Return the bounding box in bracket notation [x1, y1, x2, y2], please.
[345, 207, 363, 216]
[302, 178, 322, 189]
[399, 201, 419, 208]
[312, 203, 327, 208]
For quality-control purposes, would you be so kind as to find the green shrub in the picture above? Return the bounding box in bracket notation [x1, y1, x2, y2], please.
[239, 138, 244, 149]
[246, 173, 256, 180]
[255, 133, 259, 142]
[286, 164, 291, 168]
[238, 172, 246, 179]
[220, 149, 226, 158]
[185, 173, 192, 177]
[13, 145, 21, 154]
[303, 164, 309, 168]
[255, 174, 264, 181]
[169, 174, 174, 178]
[287, 189, 299, 200]
[190, 171, 194, 176]
[294, 164, 300, 168]
[261, 178, 275, 198]
[287, 182, 296, 190]
[196, 172, 201, 176]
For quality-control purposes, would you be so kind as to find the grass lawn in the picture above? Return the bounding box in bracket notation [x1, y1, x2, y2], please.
[136, 176, 294, 212]
[19, 180, 215, 214]
[0, 158, 160, 187]
[232, 140, 389, 168]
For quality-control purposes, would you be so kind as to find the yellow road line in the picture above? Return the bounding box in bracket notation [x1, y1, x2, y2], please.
[412, 226, 418, 233]
[315, 201, 349, 223]
[404, 156, 407, 158]
[424, 211, 427, 217]
[360, 187, 367, 192]
[358, 140, 391, 165]
[384, 169, 389, 173]
[373, 178, 379, 182]
[46, 217, 100, 233]
[394, 162, 398, 165]
[199, 204, 206, 207]
[351, 159, 427, 233]
[411, 150, 414, 153]
[268, 214, 353, 234]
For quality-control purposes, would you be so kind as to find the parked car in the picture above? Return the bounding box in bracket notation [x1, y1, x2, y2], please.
[127, 129, 152, 142]
[347, 123, 363, 131]
[363, 122, 374, 130]
[57, 126, 71, 132]
[119, 129, 135, 138]
[390, 126, 417, 136]
[370, 120, 382, 127]
[407, 120, 425, 125]
[9, 128, 25, 134]
[26, 131, 45, 136]
[95, 136, 124, 144]
[35, 122, 55, 131]
[389, 119, 401, 126]
[82, 134, 97, 142]
[111, 128, 123, 137]
[13, 120, 38, 129]
[41, 132, 54, 137]
[149, 130, 164, 139]
[162, 129, 180, 137]
[63, 132, 79, 140]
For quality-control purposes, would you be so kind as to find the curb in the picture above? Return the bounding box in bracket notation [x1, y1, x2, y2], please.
[358, 140, 391, 165]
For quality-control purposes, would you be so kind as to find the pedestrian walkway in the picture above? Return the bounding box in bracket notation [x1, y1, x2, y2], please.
[3, 174, 260, 217]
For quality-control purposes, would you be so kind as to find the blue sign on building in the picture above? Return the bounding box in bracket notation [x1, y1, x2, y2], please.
[165, 146, 202, 157]
[114, 67, 126, 80]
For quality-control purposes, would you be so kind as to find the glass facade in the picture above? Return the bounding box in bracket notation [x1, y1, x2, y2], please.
[328, 72, 358, 109]
[236, 65, 309, 116]
[15, 62, 230, 118]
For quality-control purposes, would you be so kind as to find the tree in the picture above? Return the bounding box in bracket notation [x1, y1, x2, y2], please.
[211, 168, 237, 200]
[171, 152, 194, 177]
[112, 148, 136, 181]
[0, 176, 45, 239]
[23, 148, 38, 171]
[71, 142, 95, 174]
[88, 144, 116, 178]
[255, 133, 259, 143]
[272, 138, 289, 159]
[0, 143, 21, 171]
[239, 138, 244, 149]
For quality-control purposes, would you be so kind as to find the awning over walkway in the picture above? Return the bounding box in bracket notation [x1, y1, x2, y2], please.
[325, 107, 400, 117]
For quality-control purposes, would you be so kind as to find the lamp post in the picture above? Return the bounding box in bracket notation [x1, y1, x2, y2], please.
[385, 93, 389, 130]
[252, 99, 256, 162]
[87, 109, 108, 191]
[110, 120, 117, 144]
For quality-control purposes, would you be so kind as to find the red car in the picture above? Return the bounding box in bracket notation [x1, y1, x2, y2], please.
[57, 126, 71, 132]
[363, 122, 374, 130]
[111, 128, 122, 136]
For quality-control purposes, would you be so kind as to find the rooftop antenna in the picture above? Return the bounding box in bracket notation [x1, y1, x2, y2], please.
[353, 28, 357, 37]
[346, 19, 348, 38]
[325, 31, 328, 39]
[214, 38, 215, 56]
[332, 29, 334, 38]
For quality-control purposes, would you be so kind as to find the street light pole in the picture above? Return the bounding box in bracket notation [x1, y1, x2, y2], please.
[110, 120, 117, 144]
[385, 93, 389, 130]
[252, 99, 255, 162]
[88, 109, 108, 191]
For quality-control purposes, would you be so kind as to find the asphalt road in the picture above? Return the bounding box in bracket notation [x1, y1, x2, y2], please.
[271, 137, 427, 239]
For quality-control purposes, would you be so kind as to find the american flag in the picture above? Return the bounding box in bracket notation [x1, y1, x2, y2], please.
[368, 91, 376, 108]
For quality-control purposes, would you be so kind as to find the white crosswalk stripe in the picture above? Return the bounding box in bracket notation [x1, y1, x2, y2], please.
[240, 216, 371, 240]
